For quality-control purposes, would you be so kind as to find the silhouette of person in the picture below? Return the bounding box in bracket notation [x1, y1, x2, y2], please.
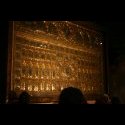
[7, 91, 18, 104]
[95, 94, 111, 104]
[58, 87, 86, 104]
[18, 91, 30, 104]
[95, 97, 105, 104]
[111, 96, 121, 104]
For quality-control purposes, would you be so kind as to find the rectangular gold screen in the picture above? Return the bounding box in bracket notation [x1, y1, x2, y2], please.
[9, 21, 104, 103]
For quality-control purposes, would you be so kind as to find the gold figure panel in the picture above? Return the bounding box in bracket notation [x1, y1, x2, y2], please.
[10, 21, 104, 103]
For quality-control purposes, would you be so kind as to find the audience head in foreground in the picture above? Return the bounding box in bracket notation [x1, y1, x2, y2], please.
[59, 87, 86, 104]
[18, 91, 30, 104]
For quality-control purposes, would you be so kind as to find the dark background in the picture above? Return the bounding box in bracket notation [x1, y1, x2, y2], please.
[0, 21, 125, 103]
[0, 21, 9, 103]
[97, 21, 125, 103]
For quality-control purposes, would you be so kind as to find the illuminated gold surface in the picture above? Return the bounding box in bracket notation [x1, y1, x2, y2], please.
[11, 21, 104, 102]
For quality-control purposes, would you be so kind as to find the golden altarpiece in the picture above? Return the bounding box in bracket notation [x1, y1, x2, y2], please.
[7, 21, 104, 103]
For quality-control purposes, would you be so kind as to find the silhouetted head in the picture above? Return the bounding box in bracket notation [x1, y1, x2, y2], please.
[59, 87, 86, 104]
[95, 97, 105, 104]
[95, 94, 111, 104]
[7, 91, 17, 104]
[111, 96, 121, 104]
[19, 91, 30, 104]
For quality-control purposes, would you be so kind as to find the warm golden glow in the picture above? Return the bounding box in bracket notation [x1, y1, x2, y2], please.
[11, 21, 104, 102]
